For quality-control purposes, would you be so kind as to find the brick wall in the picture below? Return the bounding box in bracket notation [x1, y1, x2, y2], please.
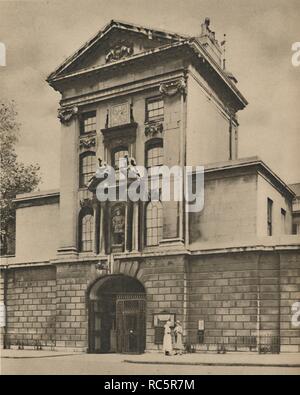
[280, 251, 300, 352]
[5, 266, 56, 348]
[55, 262, 99, 350]
[55, 256, 188, 351]
[187, 252, 293, 352]
[257, 253, 280, 352]
[139, 255, 187, 351]
[188, 253, 259, 351]
[2, 250, 300, 352]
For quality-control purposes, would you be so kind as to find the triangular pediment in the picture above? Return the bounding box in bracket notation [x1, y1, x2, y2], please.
[47, 20, 188, 81]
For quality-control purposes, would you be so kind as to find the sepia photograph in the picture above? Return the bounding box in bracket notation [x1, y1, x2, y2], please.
[0, 0, 300, 380]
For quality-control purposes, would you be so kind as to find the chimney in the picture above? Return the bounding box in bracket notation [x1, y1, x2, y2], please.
[197, 17, 222, 66]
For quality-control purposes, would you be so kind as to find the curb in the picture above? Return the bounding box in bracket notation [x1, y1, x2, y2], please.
[123, 359, 300, 368]
[1, 353, 83, 359]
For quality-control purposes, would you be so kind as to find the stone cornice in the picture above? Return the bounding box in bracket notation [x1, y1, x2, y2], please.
[101, 122, 137, 143]
[190, 239, 300, 256]
[48, 39, 247, 111]
[2, 240, 299, 268]
[188, 38, 248, 108]
[48, 41, 187, 85]
[47, 20, 188, 81]
[59, 69, 186, 108]
[197, 157, 295, 200]
[13, 190, 60, 208]
[0, 261, 54, 269]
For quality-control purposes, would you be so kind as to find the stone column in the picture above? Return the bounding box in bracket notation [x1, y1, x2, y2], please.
[124, 204, 128, 253]
[57, 107, 79, 258]
[92, 201, 99, 254]
[159, 77, 187, 245]
[99, 203, 105, 255]
[132, 202, 139, 252]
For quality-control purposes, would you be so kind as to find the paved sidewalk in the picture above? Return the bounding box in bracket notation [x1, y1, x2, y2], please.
[1, 349, 83, 359]
[1, 349, 300, 367]
[123, 352, 300, 367]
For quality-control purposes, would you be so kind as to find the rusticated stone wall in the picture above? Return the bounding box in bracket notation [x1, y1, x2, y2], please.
[187, 251, 300, 352]
[2, 250, 300, 352]
[5, 266, 56, 348]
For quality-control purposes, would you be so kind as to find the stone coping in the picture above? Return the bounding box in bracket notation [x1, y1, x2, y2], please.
[1, 238, 299, 268]
[123, 351, 300, 367]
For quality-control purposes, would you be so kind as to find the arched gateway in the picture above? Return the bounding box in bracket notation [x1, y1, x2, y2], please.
[88, 275, 146, 354]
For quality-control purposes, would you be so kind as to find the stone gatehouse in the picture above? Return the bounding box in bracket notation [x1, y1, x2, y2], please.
[1, 19, 299, 353]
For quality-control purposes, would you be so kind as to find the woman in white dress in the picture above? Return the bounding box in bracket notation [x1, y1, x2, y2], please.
[162, 319, 173, 356]
[174, 320, 184, 355]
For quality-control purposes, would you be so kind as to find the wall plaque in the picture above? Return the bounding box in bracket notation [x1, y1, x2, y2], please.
[110, 102, 130, 127]
[154, 313, 176, 327]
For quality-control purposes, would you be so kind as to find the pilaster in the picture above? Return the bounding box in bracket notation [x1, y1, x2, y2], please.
[57, 107, 79, 258]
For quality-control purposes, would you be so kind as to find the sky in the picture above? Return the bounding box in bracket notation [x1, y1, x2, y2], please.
[0, 0, 299, 190]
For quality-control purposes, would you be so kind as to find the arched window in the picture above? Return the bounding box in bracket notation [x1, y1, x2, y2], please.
[112, 146, 129, 180]
[145, 201, 163, 246]
[79, 207, 94, 252]
[79, 152, 96, 187]
[145, 139, 163, 169]
[112, 146, 129, 170]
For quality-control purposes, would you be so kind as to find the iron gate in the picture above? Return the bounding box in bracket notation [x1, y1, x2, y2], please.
[116, 294, 146, 354]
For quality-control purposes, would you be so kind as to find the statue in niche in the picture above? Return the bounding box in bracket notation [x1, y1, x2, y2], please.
[111, 205, 125, 247]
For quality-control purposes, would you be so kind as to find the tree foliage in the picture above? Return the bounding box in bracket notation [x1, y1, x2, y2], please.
[0, 100, 41, 254]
